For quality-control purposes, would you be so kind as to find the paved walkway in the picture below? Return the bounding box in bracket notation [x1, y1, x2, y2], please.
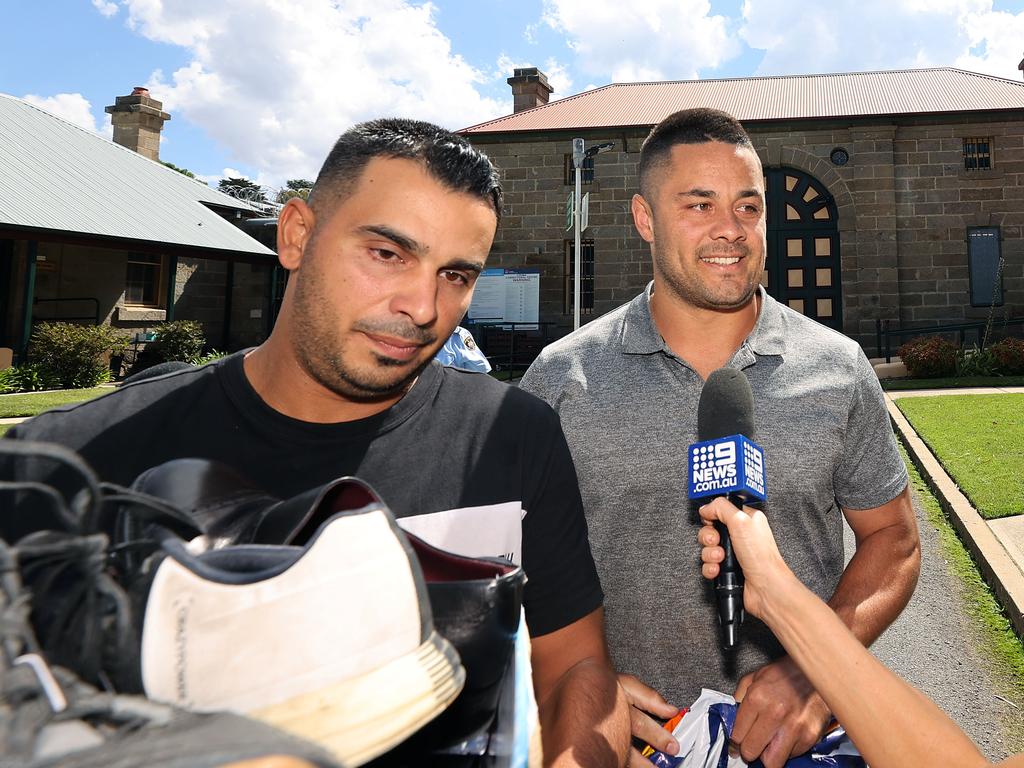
[886, 387, 1024, 641]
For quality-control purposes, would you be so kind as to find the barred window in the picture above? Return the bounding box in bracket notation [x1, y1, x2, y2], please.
[963, 137, 992, 170]
[125, 253, 163, 306]
[563, 153, 594, 185]
[564, 239, 595, 315]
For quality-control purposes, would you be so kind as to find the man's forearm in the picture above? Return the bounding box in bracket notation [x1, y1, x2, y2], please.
[537, 658, 630, 768]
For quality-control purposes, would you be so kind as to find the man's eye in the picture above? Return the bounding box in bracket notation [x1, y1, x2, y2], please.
[371, 248, 402, 262]
[690, 203, 711, 211]
[440, 270, 469, 286]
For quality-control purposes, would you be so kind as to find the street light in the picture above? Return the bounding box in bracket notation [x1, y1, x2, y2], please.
[572, 139, 615, 330]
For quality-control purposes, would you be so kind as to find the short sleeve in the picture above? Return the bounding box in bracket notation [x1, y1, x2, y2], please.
[517, 396, 603, 636]
[833, 352, 908, 510]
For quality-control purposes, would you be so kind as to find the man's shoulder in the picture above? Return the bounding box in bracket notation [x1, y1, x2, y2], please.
[773, 302, 866, 369]
[436, 365, 556, 419]
[10, 359, 225, 443]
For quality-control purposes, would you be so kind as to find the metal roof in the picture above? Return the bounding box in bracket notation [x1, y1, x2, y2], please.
[462, 68, 1024, 135]
[0, 93, 275, 257]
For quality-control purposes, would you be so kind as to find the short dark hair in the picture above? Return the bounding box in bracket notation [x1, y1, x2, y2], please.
[309, 118, 503, 222]
[638, 108, 754, 199]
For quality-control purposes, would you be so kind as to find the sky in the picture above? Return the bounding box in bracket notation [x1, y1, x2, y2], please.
[3, 0, 1024, 193]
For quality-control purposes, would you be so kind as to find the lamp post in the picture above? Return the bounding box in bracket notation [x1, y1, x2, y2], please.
[571, 139, 615, 330]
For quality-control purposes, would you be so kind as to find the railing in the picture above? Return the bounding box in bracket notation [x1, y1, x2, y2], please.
[876, 317, 1024, 362]
[463, 320, 564, 378]
[32, 297, 101, 326]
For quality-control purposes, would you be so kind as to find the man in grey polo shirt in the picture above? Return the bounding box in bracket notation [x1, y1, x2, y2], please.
[520, 108, 920, 768]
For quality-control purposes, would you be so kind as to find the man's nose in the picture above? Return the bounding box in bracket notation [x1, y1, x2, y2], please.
[711, 208, 746, 241]
[390, 268, 439, 327]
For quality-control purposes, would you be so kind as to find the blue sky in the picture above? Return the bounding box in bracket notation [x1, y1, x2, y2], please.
[3, 0, 1023, 192]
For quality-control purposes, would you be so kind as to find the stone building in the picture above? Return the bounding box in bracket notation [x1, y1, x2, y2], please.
[461, 67, 1024, 351]
[0, 88, 279, 366]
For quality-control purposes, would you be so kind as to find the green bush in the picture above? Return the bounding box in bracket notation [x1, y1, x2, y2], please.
[130, 320, 207, 375]
[990, 337, 1024, 375]
[898, 335, 958, 378]
[189, 349, 229, 366]
[28, 322, 128, 389]
[0, 363, 60, 392]
[956, 345, 999, 377]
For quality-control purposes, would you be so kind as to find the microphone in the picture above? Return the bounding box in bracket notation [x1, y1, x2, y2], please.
[688, 368, 766, 649]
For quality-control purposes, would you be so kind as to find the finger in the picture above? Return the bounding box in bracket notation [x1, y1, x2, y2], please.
[697, 523, 720, 547]
[758, 728, 803, 768]
[702, 562, 720, 579]
[736, 714, 777, 765]
[733, 672, 754, 703]
[701, 546, 724, 564]
[618, 675, 679, 719]
[629, 707, 679, 755]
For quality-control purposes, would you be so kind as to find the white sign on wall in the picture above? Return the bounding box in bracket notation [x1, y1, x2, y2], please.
[468, 268, 540, 325]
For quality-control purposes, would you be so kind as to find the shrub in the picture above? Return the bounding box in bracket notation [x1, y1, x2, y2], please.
[989, 337, 1024, 375]
[0, 363, 61, 392]
[151, 321, 207, 363]
[28, 322, 128, 389]
[898, 335, 958, 378]
[130, 320, 207, 375]
[189, 349, 229, 366]
[955, 345, 998, 377]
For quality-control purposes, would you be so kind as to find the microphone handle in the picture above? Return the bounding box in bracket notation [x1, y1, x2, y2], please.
[714, 492, 746, 649]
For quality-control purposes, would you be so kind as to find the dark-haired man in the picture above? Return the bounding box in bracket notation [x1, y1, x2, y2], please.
[521, 109, 920, 768]
[10, 119, 629, 766]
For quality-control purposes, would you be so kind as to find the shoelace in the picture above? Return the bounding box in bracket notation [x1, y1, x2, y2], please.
[0, 441, 204, 693]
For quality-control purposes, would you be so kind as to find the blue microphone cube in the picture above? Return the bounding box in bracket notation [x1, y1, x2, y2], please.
[687, 434, 767, 503]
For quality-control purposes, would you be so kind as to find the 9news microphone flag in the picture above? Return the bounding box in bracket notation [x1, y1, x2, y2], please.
[688, 369, 766, 650]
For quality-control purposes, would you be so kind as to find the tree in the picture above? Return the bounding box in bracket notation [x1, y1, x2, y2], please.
[218, 177, 267, 203]
[276, 178, 314, 203]
[162, 160, 200, 181]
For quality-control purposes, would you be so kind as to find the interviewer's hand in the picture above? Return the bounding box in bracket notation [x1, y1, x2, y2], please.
[617, 674, 679, 768]
[697, 497, 795, 619]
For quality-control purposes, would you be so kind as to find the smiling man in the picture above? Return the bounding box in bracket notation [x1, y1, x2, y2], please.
[8, 119, 629, 766]
[520, 109, 920, 768]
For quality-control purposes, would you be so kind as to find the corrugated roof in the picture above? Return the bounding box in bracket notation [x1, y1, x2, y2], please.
[0, 93, 274, 257]
[462, 68, 1024, 135]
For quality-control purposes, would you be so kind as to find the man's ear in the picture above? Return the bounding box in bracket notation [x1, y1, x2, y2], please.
[631, 193, 655, 244]
[277, 198, 316, 270]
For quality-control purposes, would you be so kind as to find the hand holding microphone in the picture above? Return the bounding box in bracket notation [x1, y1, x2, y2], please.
[687, 368, 766, 649]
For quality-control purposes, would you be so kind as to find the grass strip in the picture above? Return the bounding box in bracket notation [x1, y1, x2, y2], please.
[900, 442, 1024, 751]
[896, 394, 1024, 519]
[0, 387, 111, 418]
[882, 375, 1024, 391]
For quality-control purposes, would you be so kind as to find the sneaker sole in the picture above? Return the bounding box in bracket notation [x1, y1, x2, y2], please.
[249, 630, 465, 766]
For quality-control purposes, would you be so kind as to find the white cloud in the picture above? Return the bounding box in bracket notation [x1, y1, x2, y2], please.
[542, 0, 741, 82]
[740, 0, 1023, 79]
[22, 93, 102, 134]
[92, 0, 119, 17]
[116, 0, 505, 187]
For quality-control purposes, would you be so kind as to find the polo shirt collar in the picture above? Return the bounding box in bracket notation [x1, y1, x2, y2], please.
[620, 282, 788, 357]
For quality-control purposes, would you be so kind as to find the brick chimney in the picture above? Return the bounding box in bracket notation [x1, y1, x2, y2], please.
[507, 67, 553, 113]
[105, 86, 171, 162]
[1019, 52, 1024, 80]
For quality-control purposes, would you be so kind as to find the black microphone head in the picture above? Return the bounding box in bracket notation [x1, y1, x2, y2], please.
[697, 368, 755, 441]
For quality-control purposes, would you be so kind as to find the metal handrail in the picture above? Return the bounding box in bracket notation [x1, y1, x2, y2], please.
[876, 317, 1024, 362]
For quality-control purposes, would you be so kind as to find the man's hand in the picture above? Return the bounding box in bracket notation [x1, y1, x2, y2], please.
[618, 674, 679, 768]
[731, 656, 832, 768]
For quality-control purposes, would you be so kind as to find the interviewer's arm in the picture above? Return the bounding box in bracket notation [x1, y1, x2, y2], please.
[699, 498, 1023, 768]
[531, 607, 631, 768]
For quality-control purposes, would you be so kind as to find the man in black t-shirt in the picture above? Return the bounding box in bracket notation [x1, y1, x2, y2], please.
[8, 119, 630, 766]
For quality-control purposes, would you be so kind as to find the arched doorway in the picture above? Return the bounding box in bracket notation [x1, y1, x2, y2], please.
[763, 167, 842, 331]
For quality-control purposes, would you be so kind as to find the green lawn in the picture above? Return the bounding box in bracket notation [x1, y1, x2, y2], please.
[897, 393, 1024, 519]
[882, 375, 1024, 391]
[0, 387, 111, 418]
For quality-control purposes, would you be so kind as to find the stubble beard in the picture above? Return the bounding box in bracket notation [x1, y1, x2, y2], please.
[653, 240, 762, 312]
[289, 261, 440, 403]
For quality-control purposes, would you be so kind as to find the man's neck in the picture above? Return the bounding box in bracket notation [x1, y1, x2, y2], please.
[649, 284, 760, 381]
[242, 336, 411, 424]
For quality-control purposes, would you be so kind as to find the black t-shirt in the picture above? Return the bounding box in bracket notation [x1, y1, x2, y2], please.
[8, 353, 602, 636]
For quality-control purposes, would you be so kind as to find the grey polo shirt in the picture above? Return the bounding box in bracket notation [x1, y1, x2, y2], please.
[521, 283, 908, 705]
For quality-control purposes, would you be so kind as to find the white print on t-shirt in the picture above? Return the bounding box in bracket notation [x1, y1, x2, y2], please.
[397, 501, 525, 565]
